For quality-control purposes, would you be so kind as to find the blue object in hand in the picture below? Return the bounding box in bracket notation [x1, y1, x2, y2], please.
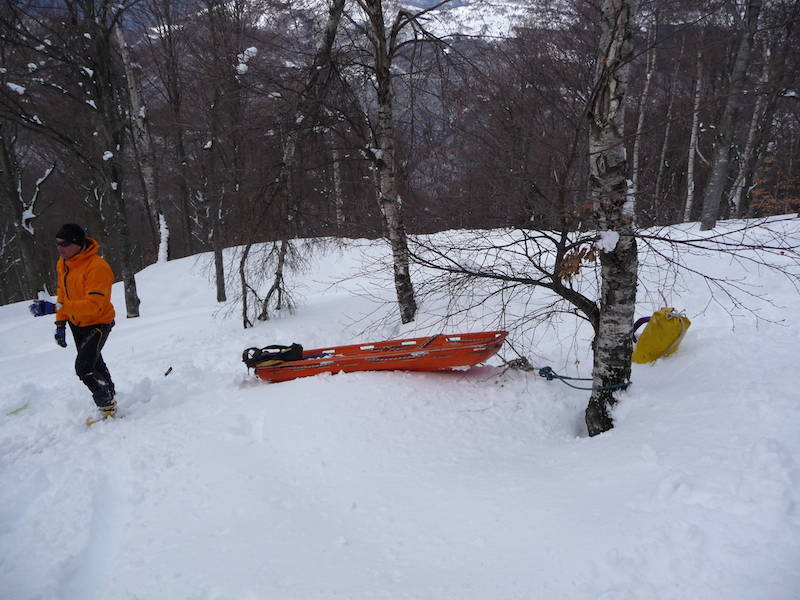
[55, 326, 67, 348]
[29, 300, 57, 317]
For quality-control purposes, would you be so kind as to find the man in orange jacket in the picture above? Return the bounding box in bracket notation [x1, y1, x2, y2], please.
[30, 224, 117, 423]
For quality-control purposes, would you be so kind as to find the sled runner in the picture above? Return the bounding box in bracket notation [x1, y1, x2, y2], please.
[244, 331, 508, 383]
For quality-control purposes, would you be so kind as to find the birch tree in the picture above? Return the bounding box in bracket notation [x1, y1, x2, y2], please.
[112, 14, 168, 262]
[403, 0, 639, 437]
[352, 0, 428, 324]
[584, 0, 639, 436]
[684, 48, 704, 222]
[330, 139, 346, 230]
[83, 4, 142, 317]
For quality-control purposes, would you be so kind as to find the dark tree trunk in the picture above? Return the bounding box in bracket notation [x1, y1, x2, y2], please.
[259, 240, 289, 321]
[214, 244, 226, 303]
[108, 164, 141, 318]
[256, 0, 346, 322]
[239, 242, 252, 328]
[700, 0, 763, 230]
[0, 125, 50, 299]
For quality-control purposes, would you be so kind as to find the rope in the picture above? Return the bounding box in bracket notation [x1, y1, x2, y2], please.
[504, 358, 630, 392]
[537, 366, 630, 391]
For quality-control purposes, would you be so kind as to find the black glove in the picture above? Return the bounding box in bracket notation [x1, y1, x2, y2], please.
[30, 300, 57, 317]
[55, 325, 67, 348]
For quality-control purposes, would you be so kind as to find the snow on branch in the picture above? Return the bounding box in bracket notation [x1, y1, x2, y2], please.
[20, 164, 55, 235]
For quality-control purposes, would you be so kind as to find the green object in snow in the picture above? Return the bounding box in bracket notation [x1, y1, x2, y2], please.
[7, 402, 30, 416]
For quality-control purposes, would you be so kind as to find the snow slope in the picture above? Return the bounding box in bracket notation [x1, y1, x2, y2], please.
[419, 1, 530, 39]
[1, 220, 800, 600]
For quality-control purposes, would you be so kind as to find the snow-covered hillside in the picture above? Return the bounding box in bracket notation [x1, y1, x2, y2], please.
[1, 220, 800, 599]
[286, 0, 529, 39]
[411, 0, 531, 39]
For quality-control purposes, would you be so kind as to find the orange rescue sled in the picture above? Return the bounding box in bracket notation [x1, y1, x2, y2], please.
[251, 331, 508, 383]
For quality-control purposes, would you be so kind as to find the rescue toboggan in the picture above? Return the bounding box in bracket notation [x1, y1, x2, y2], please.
[243, 331, 508, 383]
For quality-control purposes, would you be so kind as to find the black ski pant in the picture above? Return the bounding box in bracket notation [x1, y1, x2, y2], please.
[69, 321, 115, 408]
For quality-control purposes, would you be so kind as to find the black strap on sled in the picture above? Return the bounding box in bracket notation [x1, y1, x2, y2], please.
[242, 343, 304, 369]
[632, 316, 651, 342]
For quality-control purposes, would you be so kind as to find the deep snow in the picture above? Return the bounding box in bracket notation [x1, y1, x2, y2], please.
[1, 220, 800, 600]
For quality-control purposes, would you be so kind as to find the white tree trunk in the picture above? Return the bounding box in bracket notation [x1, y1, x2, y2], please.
[375, 97, 417, 323]
[684, 49, 703, 222]
[112, 17, 167, 261]
[330, 142, 345, 230]
[585, 0, 639, 437]
[357, 0, 418, 324]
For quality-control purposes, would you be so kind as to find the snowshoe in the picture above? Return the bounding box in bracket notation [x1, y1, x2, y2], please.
[85, 404, 117, 427]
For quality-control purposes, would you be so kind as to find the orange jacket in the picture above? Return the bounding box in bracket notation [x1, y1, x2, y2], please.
[56, 237, 116, 327]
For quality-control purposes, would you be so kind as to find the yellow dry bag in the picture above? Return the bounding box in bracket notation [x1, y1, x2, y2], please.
[632, 307, 691, 364]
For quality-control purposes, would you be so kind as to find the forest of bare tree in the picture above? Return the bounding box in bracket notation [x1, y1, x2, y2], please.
[1, 0, 798, 304]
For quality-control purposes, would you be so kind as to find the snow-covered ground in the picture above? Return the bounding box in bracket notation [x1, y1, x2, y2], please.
[1, 220, 800, 600]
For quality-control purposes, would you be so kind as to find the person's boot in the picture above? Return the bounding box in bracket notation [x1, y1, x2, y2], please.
[85, 400, 117, 426]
